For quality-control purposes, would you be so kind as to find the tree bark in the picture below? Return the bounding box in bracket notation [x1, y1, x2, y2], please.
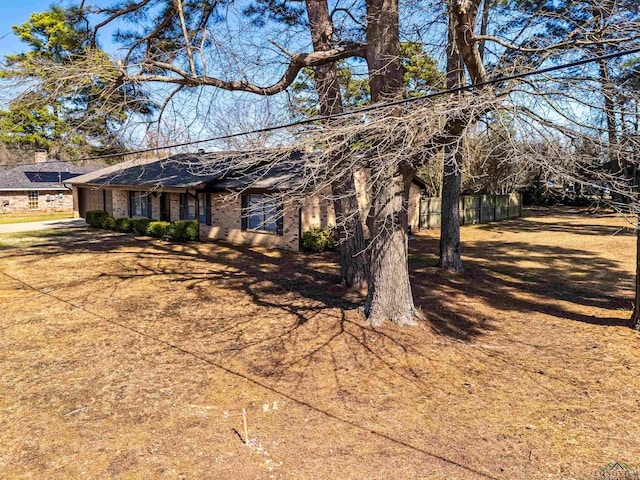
[632, 221, 640, 330]
[364, 166, 419, 326]
[451, 0, 487, 85]
[365, 0, 405, 102]
[599, 57, 619, 176]
[438, 13, 465, 272]
[362, 0, 419, 326]
[478, 0, 491, 60]
[305, 0, 368, 288]
[439, 143, 464, 272]
[592, 4, 619, 179]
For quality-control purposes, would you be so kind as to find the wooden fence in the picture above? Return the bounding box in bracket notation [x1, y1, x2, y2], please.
[420, 193, 522, 230]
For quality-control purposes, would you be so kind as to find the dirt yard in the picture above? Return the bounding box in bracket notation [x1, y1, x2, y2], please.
[0, 208, 638, 479]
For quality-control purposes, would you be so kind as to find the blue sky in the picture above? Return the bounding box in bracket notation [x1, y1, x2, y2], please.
[0, 0, 123, 62]
[0, 0, 57, 58]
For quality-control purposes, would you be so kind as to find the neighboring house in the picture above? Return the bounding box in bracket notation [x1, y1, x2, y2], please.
[69, 151, 426, 251]
[0, 153, 97, 214]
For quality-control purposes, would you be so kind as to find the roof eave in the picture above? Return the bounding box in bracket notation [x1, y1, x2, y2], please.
[0, 186, 70, 192]
[70, 181, 197, 192]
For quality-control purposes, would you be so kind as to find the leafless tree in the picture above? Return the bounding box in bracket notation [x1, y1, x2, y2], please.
[25, 0, 639, 327]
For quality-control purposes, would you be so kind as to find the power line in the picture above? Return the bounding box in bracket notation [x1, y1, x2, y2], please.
[0, 267, 496, 478]
[74, 45, 640, 163]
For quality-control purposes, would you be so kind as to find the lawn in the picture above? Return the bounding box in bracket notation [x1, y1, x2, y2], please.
[0, 211, 73, 225]
[0, 208, 638, 479]
[0, 229, 78, 249]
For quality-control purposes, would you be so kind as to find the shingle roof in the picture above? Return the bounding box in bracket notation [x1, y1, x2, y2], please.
[68, 151, 307, 190]
[68, 150, 429, 192]
[0, 161, 98, 191]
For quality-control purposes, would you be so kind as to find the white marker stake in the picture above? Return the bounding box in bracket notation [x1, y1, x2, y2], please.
[242, 408, 249, 445]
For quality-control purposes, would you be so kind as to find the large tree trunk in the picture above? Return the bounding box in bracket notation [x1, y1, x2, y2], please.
[438, 0, 493, 273]
[599, 57, 620, 175]
[362, 0, 419, 326]
[593, 5, 619, 178]
[592, 6, 625, 206]
[438, 14, 465, 272]
[478, 0, 491, 60]
[331, 180, 368, 287]
[632, 222, 640, 331]
[439, 143, 464, 271]
[364, 166, 419, 326]
[451, 0, 487, 85]
[306, 0, 368, 287]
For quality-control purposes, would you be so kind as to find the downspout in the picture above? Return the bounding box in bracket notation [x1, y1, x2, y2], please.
[298, 206, 303, 252]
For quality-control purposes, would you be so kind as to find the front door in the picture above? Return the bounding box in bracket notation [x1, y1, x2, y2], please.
[78, 187, 87, 218]
[160, 192, 169, 221]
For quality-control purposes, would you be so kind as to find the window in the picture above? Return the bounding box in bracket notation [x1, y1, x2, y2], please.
[129, 191, 152, 218]
[241, 194, 282, 235]
[179, 193, 196, 220]
[28, 191, 39, 210]
[197, 192, 211, 225]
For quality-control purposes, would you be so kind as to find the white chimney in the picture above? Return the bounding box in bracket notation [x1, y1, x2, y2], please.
[34, 151, 48, 163]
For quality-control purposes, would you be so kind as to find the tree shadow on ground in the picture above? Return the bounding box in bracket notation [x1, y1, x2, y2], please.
[6, 224, 632, 341]
[1, 222, 633, 479]
[1, 230, 507, 478]
[408, 230, 631, 342]
[476, 216, 634, 237]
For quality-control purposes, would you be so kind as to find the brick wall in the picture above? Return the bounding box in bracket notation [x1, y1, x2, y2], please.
[169, 192, 181, 221]
[300, 187, 336, 232]
[80, 187, 104, 215]
[111, 190, 129, 218]
[0, 190, 73, 213]
[408, 182, 421, 233]
[300, 174, 423, 237]
[72, 188, 79, 218]
[74, 187, 191, 221]
[70, 181, 422, 251]
[150, 193, 160, 220]
[200, 192, 301, 251]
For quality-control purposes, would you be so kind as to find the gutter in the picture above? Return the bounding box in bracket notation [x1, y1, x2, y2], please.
[67, 182, 196, 194]
[0, 187, 69, 192]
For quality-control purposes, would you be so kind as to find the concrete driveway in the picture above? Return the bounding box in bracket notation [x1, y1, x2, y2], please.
[0, 218, 87, 234]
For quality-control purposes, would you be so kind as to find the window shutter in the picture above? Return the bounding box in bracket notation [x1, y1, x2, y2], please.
[206, 194, 212, 226]
[128, 191, 133, 217]
[179, 193, 186, 220]
[147, 195, 153, 218]
[241, 195, 248, 230]
[276, 202, 284, 236]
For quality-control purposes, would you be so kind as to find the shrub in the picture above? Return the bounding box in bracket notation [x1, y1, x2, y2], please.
[102, 216, 117, 230]
[185, 220, 200, 241]
[147, 221, 171, 239]
[85, 210, 109, 228]
[170, 220, 199, 241]
[132, 218, 152, 235]
[114, 217, 134, 233]
[302, 227, 336, 253]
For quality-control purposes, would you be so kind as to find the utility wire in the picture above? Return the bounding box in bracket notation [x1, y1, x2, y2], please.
[73, 45, 640, 163]
[0, 268, 497, 478]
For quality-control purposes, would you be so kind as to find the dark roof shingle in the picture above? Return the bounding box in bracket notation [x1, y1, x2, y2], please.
[69, 150, 429, 192]
[0, 161, 97, 191]
[69, 151, 306, 191]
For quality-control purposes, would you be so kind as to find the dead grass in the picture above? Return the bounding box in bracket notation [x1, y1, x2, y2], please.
[0, 228, 79, 248]
[0, 207, 638, 480]
[0, 211, 73, 225]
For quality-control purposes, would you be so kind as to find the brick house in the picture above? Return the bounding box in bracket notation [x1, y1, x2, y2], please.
[0, 153, 97, 214]
[68, 151, 426, 251]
